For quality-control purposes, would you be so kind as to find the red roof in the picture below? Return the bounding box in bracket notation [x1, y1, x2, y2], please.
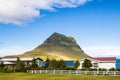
[91, 57, 116, 61]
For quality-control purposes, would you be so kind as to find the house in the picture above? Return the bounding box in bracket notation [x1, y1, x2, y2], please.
[0, 57, 43, 67]
[78, 57, 116, 70]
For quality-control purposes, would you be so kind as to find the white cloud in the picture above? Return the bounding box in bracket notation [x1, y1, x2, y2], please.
[0, 0, 91, 25]
[0, 46, 32, 57]
[83, 46, 120, 57]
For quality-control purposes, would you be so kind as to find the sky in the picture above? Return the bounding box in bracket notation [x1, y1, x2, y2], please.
[0, 0, 120, 57]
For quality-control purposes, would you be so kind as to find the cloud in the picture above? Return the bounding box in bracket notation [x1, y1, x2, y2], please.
[0, 0, 91, 25]
[0, 46, 32, 57]
[83, 46, 120, 57]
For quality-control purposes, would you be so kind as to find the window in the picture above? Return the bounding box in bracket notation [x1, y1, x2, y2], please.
[93, 63, 98, 67]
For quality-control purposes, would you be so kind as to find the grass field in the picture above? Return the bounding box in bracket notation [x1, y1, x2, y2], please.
[0, 73, 120, 80]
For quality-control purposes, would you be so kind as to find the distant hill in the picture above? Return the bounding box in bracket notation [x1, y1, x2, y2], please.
[12, 33, 89, 60]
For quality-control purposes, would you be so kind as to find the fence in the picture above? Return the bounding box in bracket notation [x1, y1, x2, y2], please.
[27, 70, 120, 76]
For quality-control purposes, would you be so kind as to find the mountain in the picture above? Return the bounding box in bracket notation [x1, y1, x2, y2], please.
[18, 32, 89, 60]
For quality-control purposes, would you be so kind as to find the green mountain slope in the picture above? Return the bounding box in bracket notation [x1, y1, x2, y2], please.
[18, 32, 89, 60]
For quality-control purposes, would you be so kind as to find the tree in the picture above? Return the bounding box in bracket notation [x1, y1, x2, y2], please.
[15, 57, 21, 72]
[26, 62, 31, 69]
[20, 62, 26, 72]
[51, 59, 57, 69]
[74, 60, 80, 69]
[45, 58, 66, 70]
[3, 66, 12, 73]
[31, 58, 38, 69]
[45, 57, 50, 69]
[83, 59, 92, 68]
[58, 59, 66, 69]
[0, 62, 4, 72]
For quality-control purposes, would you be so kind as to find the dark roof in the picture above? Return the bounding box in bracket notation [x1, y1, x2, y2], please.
[36, 58, 43, 61]
[91, 57, 116, 61]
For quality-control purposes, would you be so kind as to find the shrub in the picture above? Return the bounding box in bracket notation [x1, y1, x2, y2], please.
[109, 68, 116, 71]
[83, 59, 92, 68]
[3, 66, 13, 73]
[98, 68, 107, 71]
[117, 68, 120, 71]
[81, 68, 88, 71]
[88, 68, 97, 71]
[80, 68, 97, 71]
[0, 62, 4, 72]
[74, 60, 80, 69]
[64, 67, 76, 70]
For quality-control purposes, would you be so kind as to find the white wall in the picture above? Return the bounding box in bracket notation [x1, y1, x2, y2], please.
[78, 59, 99, 69]
[36, 59, 42, 67]
[98, 62, 116, 69]
[78, 58, 116, 70]
[78, 60, 84, 69]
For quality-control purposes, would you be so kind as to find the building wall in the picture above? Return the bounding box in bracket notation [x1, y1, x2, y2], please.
[78, 60, 99, 69]
[116, 58, 120, 69]
[78, 58, 116, 70]
[40, 61, 75, 67]
[98, 62, 116, 69]
[64, 61, 74, 67]
[78, 60, 84, 69]
[41, 61, 46, 67]
[36, 59, 42, 67]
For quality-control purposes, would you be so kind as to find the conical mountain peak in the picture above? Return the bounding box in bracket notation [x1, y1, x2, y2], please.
[17, 32, 89, 60]
[40, 32, 81, 49]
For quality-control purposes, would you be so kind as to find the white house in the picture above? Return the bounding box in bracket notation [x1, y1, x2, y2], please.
[0, 57, 43, 67]
[78, 57, 116, 70]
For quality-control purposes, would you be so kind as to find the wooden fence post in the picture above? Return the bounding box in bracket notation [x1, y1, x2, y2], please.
[46, 70, 47, 74]
[61, 70, 62, 74]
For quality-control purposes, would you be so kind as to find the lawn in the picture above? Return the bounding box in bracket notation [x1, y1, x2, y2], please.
[0, 73, 120, 80]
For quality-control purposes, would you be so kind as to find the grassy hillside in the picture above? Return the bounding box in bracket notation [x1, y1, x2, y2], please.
[19, 46, 88, 60]
[18, 32, 89, 60]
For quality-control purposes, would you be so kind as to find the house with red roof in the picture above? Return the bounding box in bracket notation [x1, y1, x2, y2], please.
[78, 57, 116, 70]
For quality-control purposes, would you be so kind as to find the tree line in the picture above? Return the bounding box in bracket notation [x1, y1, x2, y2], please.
[0, 57, 80, 73]
[42, 58, 79, 70]
[0, 57, 39, 73]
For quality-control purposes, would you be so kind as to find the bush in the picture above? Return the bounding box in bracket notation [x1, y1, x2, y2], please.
[0, 62, 4, 72]
[98, 68, 107, 71]
[80, 68, 97, 71]
[0, 67, 3, 72]
[3, 66, 13, 73]
[109, 68, 116, 71]
[117, 68, 120, 71]
[83, 59, 92, 68]
[80, 68, 88, 71]
[88, 68, 97, 71]
[74, 60, 80, 69]
[64, 67, 76, 70]
[36, 67, 46, 70]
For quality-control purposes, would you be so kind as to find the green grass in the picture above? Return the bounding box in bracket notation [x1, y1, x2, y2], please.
[0, 73, 120, 80]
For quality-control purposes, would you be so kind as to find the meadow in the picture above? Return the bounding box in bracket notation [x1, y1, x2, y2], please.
[0, 73, 120, 80]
